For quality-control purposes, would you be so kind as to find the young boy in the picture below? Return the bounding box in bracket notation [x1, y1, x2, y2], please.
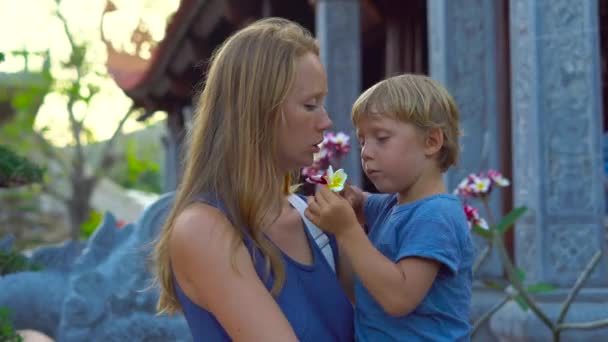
[305, 74, 474, 341]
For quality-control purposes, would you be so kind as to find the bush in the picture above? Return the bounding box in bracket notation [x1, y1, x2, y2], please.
[0, 248, 41, 276]
[0, 145, 44, 188]
[0, 307, 22, 342]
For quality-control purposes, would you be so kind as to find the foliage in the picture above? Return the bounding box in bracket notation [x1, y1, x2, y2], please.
[0, 248, 41, 276]
[0, 307, 22, 342]
[111, 140, 161, 194]
[0, 145, 44, 188]
[80, 209, 102, 239]
[0, 0, 138, 241]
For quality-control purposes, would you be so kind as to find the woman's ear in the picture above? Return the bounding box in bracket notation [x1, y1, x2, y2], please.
[424, 127, 444, 156]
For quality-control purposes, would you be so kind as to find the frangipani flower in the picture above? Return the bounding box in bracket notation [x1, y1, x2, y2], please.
[326, 166, 347, 192]
[463, 204, 489, 230]
[471, 176, 491, 194]
[302, 131, 352, 184]
[313, 148, 328, 163]
[487, 169, 510, 187]
[453, 170, 511, 199]
[306, 171, 328, 185]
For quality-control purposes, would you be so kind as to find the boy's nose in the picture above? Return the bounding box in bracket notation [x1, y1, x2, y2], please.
[361, 145, 372, 161]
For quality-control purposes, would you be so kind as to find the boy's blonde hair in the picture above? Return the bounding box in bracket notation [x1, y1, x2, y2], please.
[352, 74, 461, 172]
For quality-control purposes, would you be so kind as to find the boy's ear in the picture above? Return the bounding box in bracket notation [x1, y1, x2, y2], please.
[424, 127, 444, 156]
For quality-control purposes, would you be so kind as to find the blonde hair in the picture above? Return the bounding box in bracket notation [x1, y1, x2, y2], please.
[154, 18, 319, 314]
[352, 74, 460, 171]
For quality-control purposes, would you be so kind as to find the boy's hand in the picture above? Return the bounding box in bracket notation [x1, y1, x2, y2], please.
[340, 183, 366, 225]
[305, 185, 360, 237]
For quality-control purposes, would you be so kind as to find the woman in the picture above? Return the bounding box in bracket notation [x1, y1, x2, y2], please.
[153, 18, 354, 341]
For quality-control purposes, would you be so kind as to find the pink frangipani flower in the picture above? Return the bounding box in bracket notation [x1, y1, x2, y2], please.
[463, 204, 489, 230]
[454, 170, 511, 199]
[302, 131, 352, 184]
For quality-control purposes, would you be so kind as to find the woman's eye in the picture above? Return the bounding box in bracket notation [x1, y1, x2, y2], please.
[304, 104, 317, 111]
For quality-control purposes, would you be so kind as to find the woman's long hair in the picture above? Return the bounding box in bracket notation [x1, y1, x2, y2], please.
[154, 18, 319, 314]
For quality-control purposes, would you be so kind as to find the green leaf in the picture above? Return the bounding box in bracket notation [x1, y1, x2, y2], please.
[471, 225, 492, 239]
[80, 209, 103, 238]
[496, 206, 527, 234]
[514, 295, 529, 311]
[526, 283, 556, 294]
[515, 268, 526, 282]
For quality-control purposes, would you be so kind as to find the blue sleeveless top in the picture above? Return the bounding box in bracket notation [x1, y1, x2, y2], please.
[174, 196, 354, 341]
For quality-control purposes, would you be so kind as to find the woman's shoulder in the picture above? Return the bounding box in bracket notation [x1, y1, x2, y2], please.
[172, 202, 236, 246]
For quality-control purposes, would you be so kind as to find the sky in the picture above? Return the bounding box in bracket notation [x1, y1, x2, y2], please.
[0, 0, 180, 145]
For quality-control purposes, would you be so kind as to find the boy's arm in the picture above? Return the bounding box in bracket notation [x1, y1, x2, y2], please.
[336, 184, 369, 302]
[305, 186, 446, 317]
[336, 227, 440, 317]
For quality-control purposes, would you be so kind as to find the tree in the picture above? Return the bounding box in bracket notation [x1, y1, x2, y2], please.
[1, 0, 139, 241]
[43, 0, 139, 240]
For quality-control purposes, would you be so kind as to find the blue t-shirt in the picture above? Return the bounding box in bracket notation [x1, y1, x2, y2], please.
[355, 193, 474, 342]
[174, 195, 354, 342]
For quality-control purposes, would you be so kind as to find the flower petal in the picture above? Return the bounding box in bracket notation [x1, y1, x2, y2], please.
[327, 168, 348, 192]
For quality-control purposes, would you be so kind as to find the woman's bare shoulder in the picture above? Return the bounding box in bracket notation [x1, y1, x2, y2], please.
[169, 202, 240, 276]
[171, 202, 236, 245]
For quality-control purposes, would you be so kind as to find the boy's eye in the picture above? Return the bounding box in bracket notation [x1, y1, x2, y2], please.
[377, 136, 389, 142]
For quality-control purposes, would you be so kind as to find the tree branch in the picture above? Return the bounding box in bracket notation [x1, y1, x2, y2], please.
[557, 319, 608, 331]
[55, 4, 86, 173]
[31, 130, 69, 175]
[94, 106, 137, 173]
[486, 213, 555, 330]
[556, 251, 602, 325]
[473, 245, 491, 275]
[472, 294, 512, 337]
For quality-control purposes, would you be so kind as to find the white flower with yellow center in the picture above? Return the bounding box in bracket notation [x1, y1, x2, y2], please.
[326, 166, 347, 192]
[471, 176, 490, 194]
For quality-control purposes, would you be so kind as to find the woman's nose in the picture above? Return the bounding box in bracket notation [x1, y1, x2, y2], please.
[319, 109, 333, 130]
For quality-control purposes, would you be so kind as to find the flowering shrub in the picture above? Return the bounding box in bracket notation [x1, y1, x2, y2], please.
[456, 170, 608, 339]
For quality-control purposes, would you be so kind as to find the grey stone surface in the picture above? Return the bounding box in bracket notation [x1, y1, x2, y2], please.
[487, 1, 608, 340]
[428, 0, 503, 279]
[316, 0, 362, 187]
[509, 0, 606, 287]
[0, 192, 191, 341]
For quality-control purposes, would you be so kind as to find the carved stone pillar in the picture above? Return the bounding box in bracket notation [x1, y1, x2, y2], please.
[428, 0, 503, 278]
[490, 1, 608, 340]
[316, 0, 362, 187]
